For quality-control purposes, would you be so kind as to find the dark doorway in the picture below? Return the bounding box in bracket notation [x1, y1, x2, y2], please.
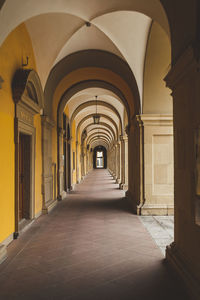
[19, 133, 31, 220]
[93, 146, 107, 169]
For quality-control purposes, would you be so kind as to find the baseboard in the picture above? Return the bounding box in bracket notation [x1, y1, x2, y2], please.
[120, 183, 128, 191]
[35, 210, 42, 219]
[166, 242, 200, 299]
[71, 184, 76, 191]
[140, 204, 174, 216]
[125, 190, 137, 213]
[0, 244, 7, 264]
[42, 199, 58, 214]
[0, 233, 14, 265]
[1, 233, 13, 246]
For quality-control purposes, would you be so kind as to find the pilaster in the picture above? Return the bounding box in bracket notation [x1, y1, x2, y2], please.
[138, 114, 174, 216]
[164, 44, 200, 300]
[41, 116, 58, 214]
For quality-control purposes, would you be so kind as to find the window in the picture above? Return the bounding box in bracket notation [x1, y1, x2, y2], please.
[96, 151, 103, 168]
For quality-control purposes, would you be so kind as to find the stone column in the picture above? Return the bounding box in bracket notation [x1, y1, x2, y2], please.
[164, 44, 200, 298]
[124, 136, 128, 190]
[125, 117, 138, 212]
[119, 135, 125, 189]
[81, 145, 85, 179]
[57, 127, 66, 200]
[114, 143, 118, 181]
[41, 116, 57, 214]
[120, 134, 128, 190]
[116, 141, 121, 184]
[76, 141, 80, 183]
[108, 146, 113, 175]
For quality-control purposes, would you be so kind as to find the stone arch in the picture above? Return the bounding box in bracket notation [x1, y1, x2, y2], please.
[47, 50, 138, 118]
[70, 100, 123, 135]
[77, 113, 119, 141]
[82, 122, 116, 141]
[87, 133, 111, 145]
[87, 128, 113, 143]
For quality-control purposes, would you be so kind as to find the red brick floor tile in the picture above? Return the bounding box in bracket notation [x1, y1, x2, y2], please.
[0, 169, 189, 299]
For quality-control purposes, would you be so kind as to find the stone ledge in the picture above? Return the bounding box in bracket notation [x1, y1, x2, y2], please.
[0, 244, 7, 264]
[140, 204, 174, 216]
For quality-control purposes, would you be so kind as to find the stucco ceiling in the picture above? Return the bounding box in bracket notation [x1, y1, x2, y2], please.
[0, 0, 169, 93]
[0, 0, 170, 148]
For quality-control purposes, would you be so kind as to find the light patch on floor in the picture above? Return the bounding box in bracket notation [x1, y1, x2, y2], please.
[139, 216, 174, 255]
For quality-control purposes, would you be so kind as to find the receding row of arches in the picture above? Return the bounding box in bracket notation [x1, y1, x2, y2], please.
[0, 1, 200, 298]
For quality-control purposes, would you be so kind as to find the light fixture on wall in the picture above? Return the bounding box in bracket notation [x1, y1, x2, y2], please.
[22, 56, 29, 67]
[93, 95, 100, 124]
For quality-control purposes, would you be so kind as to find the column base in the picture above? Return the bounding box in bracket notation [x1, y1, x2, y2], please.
[116, 178, 121, 184]
[42, 199, 58, 214]
[139, 204, 174, 216]
[71, 184, 76, 191]
[58, 191, 67, 201]
[166, 242, 199, 300]
[120, 183, 128, 190]
[125, 190, 137, 213]
[0, 244, 7, 264]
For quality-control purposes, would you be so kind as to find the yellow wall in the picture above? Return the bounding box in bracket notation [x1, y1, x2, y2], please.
[143, 21, 172, 114]
[0, 23, 42, 242]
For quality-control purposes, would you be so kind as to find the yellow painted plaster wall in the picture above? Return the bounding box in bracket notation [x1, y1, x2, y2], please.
[0, 23, 42, 242]
[143, 22, 172, 114]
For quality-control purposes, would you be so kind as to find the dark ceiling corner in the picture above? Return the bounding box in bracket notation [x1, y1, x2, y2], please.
[0, 0, 6, 10]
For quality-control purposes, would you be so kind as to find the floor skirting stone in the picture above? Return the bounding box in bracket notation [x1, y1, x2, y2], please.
[0, 244, 7, 264]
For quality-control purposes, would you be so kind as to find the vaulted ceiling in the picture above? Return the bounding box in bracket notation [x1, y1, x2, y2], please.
[0, 0, 171, 149]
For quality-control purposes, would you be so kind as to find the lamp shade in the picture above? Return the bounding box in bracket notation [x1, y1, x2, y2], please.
[93, 114, 100, 124]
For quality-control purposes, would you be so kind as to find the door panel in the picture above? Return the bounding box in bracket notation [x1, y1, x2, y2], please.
[19, 133, 31, 220]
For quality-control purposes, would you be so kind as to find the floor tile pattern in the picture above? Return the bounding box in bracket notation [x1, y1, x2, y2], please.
[0, 170, 188, 299]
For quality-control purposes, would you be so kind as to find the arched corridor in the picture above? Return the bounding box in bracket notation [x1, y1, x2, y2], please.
[0, 170, 188, 300]
[1, 1, 200, 299]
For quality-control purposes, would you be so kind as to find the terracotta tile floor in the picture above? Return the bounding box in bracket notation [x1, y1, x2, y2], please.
[0, 169, 189, 300]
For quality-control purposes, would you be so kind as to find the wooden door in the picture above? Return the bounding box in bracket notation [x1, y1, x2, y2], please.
[19, 134, 24, 220]
[19, 133, 31, 220]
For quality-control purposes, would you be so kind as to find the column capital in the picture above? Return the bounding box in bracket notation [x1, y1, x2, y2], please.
[165, 43, 200, 93]
[125, 115, 137, 135]
[41, 115, 55, 128]
[138, 114, 173, 127]
[120, 134, 128, 142]
[58, 127, 65, 137]
[68, 136, 74, 144]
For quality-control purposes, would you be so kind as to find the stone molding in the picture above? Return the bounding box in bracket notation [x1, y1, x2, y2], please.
[139, 114, 173, 126]
[165, 44, 200, 92]
[0, 244, 7, 264]
[41, 115, 55, 128]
